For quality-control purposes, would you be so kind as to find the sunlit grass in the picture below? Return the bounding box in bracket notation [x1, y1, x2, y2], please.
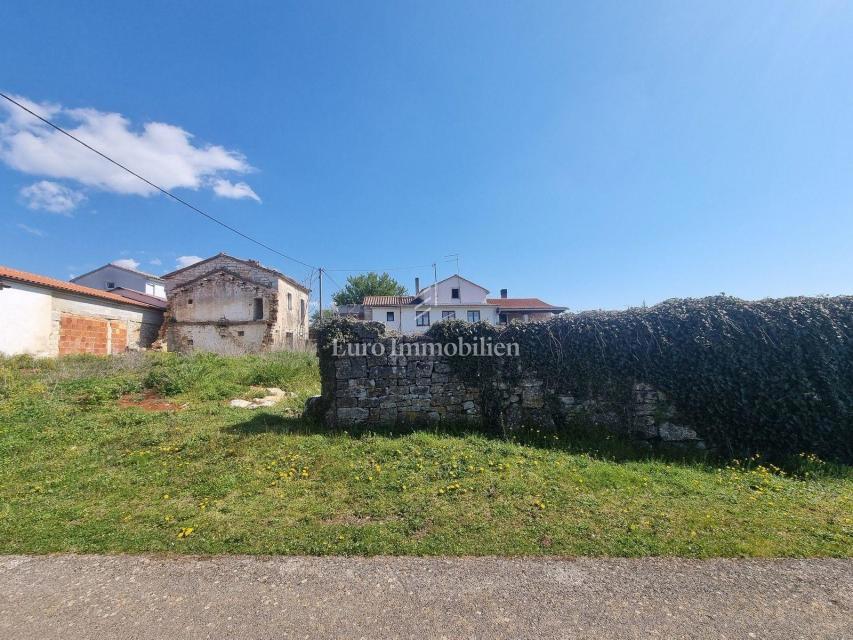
[0, 352, 850, 556]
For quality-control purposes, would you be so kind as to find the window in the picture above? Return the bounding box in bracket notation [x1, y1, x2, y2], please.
[186, 339, 193, 346]
[451, 288, 460, 299]
[237, 330, 245, 337]
[187, 298, 193, 305]
[386, 311, 395, 322]
[253, 298, 264, 320]
[105, 281, 115, 289]
[442, 310, 455, 320]
[300, 299, 305, 320]
[287, 292, 293, 310]
[145, 283, 155, 295]
[416, 311, 430, 326]
[499, 313, 507, 325]
[467, 310, 480, 323]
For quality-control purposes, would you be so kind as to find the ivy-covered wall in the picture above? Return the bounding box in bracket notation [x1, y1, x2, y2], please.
[313, 295, 853, 462]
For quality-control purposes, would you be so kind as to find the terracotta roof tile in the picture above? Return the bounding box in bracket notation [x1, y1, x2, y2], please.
[487, 297, 566, 311]
[0, 265, 160, 309]
[362, 295, 417, 305]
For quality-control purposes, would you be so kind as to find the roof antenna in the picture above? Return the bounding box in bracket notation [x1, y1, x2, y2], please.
[445, 253, 460, 274]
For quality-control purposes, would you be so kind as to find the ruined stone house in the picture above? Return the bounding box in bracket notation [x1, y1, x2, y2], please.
[160, 253, 310, 354]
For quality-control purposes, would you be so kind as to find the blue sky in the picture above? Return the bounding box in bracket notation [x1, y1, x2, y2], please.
[2, 1, 852, 311]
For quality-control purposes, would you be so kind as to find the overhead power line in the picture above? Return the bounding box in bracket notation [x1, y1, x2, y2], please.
[0, 92, 316, 271]
[321, 269, 344, 292]
[325, 258, 458, 273]
[2, 92, 470, 284]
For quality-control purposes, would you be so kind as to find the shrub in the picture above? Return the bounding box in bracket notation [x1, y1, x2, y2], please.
[439, 296, 853, 462]
[241, 352, 318, 389]
[143, 352, 239, 398]
[321, 295, 853, 463]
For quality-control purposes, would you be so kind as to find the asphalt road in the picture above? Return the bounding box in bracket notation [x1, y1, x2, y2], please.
[1, 555, 851, 639]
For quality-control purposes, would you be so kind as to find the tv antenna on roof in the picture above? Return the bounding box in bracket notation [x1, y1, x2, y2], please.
[445, 253, 460, 274]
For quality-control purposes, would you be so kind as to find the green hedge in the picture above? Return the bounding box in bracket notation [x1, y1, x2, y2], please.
[426, 295, 853, 462]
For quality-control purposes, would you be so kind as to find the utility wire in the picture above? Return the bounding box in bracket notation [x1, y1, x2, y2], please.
[2, 92, 468, 282]
[322, 269, 344, 292]
[325, 258, 458, 273]
[0, 92, 316, 271]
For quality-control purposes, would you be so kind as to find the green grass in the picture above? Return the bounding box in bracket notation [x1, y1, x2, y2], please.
[0, 352, 851, 556]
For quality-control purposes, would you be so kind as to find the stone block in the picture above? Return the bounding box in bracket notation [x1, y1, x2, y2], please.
[337, 407, 369, 425]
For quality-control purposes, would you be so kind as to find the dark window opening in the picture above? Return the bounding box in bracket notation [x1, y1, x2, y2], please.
[416, 311, 430, 327]
[499, 313, 507, 324]
[105, 281, 115, 289]
[386, 311, 395, 322]
[186, 339, 193, 346]
[253, 298, 264, 320]
[467, 310, 480, 323]
[187, 298, 193, 305]
[300, 299, 305, 320]
[287, 293, 293, 310]
[237, 330, 245, 337]
[442, 310, 455, 319]
[451, 288, 460, 299]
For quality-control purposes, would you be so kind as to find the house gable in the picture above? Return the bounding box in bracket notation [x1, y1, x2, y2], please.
[162, 253, 309, 294]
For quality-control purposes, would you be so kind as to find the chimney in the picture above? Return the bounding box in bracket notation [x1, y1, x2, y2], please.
[415, 277, 420, 293]
[500, 288, 508, 299]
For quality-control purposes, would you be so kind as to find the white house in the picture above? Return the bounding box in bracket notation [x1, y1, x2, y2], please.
[0, 265, 164, 357]
[362, 274, 565, 334]
[71, 263, 167, 299]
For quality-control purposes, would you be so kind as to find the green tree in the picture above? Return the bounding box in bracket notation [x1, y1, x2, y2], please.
[310, 308, 335, 326]
[332, 272, 408, 306]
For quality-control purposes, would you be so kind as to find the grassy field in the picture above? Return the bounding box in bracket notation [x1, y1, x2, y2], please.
[0, 352, 850, 557]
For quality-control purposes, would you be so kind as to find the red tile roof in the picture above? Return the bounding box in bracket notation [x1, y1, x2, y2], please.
[362, 295, 418, 305]
[487, 297, 566, 311]
[0, 265, 161, 309]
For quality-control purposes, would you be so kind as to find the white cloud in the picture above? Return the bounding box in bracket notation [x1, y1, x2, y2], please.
[16, 222, 44, 237]
[0, 95, 260, 201]
[149, 257, 162, 266]
[19, 180, 85, 214]
[212, 179, 261, 202]
[175, 255, 203, 269]
[112, 258, 140, 270]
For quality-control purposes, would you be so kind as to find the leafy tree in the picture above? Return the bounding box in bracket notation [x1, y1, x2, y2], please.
[310, 308, 335, 326]
[332, 272, 408, 306]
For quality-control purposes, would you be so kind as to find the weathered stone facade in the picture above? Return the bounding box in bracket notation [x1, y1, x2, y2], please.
[161, 253, 310, 354]
[313, 322, 702, 446]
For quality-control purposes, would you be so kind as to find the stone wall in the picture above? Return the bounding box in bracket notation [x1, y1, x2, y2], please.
[161, 254, 310, 354]
[314, 322, 703, 447]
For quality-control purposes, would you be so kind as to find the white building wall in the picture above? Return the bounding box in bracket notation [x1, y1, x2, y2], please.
[417, 276, 489, 305]
[73, 265, 165, 299]
[0, 282, 162, 356]
[276, 278, 310, 343]
[172, 324, 268, 355]
[370, 304, 500, 334]
[0, 283, 54, 357]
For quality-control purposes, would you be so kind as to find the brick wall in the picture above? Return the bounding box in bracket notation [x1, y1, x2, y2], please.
[110, 320, 127, 352]
[59, 315, 109, 355]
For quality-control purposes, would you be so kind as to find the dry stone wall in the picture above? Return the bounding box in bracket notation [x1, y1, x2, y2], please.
[313, 322, 702, 447]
